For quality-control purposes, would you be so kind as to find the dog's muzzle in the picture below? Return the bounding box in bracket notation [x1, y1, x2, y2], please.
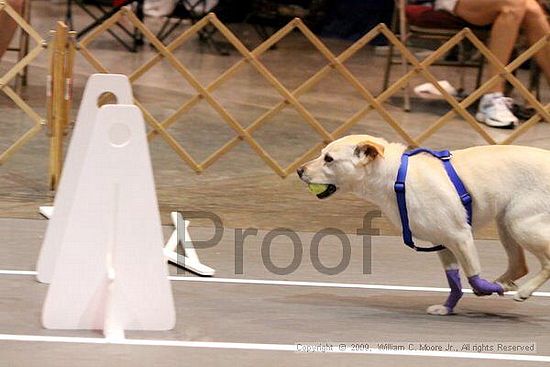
[316, 184, 337, 199]
[297, 167, 338, 199]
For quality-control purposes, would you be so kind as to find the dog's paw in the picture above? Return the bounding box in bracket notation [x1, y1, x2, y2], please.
[472, 289, 491, 297]
[513, 289, 531, 302]
[426, 304, 452, 316]
[498, 280, 518, 292]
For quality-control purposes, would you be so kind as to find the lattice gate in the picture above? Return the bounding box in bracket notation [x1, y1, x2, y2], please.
[0, 1, 74, 189]
[2, 2, 549, 187]
[0, 1, 46, 164]
[74, 8, 550, 179]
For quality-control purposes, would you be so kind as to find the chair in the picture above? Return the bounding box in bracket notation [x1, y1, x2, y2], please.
[6, 0, 32, 91]
[243, 0, 328, 42]
[66, 0, 145, 52]
[155, 0, 232, 55]
[382, 0, 488, 111]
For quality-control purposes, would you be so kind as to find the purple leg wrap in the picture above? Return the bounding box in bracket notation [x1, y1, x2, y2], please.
[468, 275, 504, 296]
[444, 269, 463, 312]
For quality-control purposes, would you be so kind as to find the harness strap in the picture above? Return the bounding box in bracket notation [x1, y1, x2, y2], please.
[394, 148, 472, 253]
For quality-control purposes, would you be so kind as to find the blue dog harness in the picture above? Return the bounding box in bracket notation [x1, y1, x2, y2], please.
[394, 148, 473, 252]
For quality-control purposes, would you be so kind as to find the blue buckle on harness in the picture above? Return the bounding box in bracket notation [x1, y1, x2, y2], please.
[394, 182, 405, 193]
[460, 193, 472, 206]
[395, 148, 473, 253]
[435, 150, 452, 160]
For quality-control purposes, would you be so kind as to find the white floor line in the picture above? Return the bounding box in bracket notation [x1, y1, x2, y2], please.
[1, 269, 550, 298]
[0, 270, 38, 276]
[0, 333, 548, 362]
[167, 276, 550, 297]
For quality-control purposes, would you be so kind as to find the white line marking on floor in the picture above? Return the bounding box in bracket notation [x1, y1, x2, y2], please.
[167, 276, 550, 297]
[0, 270, 37, 276]
[1, 269, 550, 298]
[0, 334, 548, 362]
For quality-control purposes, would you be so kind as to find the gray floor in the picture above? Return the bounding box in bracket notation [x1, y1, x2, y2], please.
[2, 1, 550, 365]
[1, 218, 549, 366]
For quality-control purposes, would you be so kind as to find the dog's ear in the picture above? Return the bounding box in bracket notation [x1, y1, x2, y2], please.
[354, 140, 385, 163]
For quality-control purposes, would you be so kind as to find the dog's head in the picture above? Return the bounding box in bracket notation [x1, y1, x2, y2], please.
[297, 135, 386, 199]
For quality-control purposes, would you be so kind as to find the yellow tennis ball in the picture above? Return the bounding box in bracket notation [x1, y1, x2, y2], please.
[308, 183, 328, 195]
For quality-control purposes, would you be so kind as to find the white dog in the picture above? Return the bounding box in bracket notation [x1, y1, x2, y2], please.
[297, 134, 550, 315]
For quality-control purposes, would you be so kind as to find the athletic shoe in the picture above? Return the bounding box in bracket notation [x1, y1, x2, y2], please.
[475, 92, 518, 129]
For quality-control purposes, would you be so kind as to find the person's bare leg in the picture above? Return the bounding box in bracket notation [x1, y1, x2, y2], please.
[455, 0, 527, 92]
[0, 0, 24, 60]
[523, 0, 550, 85]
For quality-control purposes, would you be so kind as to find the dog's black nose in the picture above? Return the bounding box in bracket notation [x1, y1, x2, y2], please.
[297, 167, 304, 178]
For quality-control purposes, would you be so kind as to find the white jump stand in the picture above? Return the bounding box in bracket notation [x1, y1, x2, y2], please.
[39, 207, 215, 277]
[38, 206, 54, 219]
[164, 211, 215, 276]
[36, 74, 135, 284]
[37, 73, 214, 281]
[38, 74, 177, 338]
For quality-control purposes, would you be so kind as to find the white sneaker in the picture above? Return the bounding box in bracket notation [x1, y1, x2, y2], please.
[476, 92, 518, 129]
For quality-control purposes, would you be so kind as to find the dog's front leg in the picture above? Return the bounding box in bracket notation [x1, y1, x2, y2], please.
[449, 237, 505, 296]
[427, 249, 463, 315]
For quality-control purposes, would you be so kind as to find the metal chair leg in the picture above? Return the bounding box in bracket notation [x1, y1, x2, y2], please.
[475, 56, 484, 90]
[402, 53, 411, 112]
[529, 62, 541, 100]
[74, 0, 145, 52]
[457, 41, 466, 95]
[66, 0, 74, 29]
[398, 0, 410, 111]
[382, 43, 394, 93]
[14, 0, 31, 93]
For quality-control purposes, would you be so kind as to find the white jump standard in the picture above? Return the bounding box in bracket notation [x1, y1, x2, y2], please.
[36, 74, 177, 337]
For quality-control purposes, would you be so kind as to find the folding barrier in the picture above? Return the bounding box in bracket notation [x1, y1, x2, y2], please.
[1, 3, 548, 187]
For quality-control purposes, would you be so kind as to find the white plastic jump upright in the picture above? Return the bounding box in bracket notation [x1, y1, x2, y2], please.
[164, 211, 215, 276]
[38, 74, 215, 279]
[38, 74, 175, 337]
[37, 74, 134, 284]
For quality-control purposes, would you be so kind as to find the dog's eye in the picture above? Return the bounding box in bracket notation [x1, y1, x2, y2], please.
[324, 154, 334, 163]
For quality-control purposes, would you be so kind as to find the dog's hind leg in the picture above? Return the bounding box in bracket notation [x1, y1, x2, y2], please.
[508, 214, 550, 301]
[494, 216, 528, 291]
[515, 262, 550, 301]
[427, 249, 463, 316]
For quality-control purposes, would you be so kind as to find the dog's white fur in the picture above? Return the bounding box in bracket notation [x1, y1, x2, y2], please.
[299, 134, 550, 314]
